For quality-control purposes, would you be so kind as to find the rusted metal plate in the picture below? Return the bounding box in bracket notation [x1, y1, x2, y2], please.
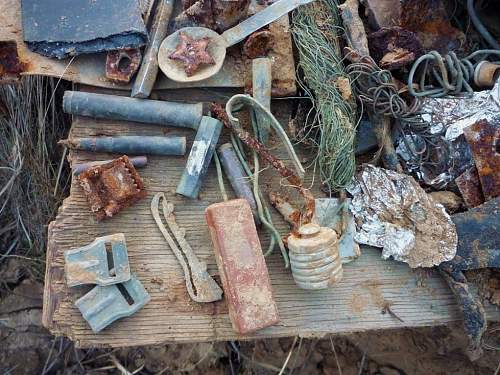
[105, 48, 142, 84]
[0, 0, 295, 95]
[455, 167, 484, 208]
[463, 119, 500, 201]
[0, 40, 27, 83]
[205, 199, 279, 334]
[78, 155, 147, 221]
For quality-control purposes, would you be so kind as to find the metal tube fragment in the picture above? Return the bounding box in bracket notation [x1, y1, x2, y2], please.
[72, 156, 148, 175]
[132, 0, 175, 98]
[63, 91, 203, 130]
[177, 116, 223, 198]
[66, 136, 186, 156]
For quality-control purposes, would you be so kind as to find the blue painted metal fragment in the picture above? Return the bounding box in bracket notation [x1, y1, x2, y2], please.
[314, 198, 360, 264]
[176, 116, 223, 198]
[75, 274, 150, 333]
[65, 233, 130, 287]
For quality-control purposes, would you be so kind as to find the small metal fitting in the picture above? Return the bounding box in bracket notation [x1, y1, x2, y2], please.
[474, 61, 500, 88]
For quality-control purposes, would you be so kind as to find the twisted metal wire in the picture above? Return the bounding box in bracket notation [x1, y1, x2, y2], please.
[408, 49, 500, 98]
[346, 54, 449, 175]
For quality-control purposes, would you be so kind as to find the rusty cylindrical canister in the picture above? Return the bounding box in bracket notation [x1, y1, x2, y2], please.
[287, 223, 343, 290]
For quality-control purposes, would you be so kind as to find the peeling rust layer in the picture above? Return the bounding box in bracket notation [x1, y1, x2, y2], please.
[105, 48, 142, 84]
[463, 119, 500, 201]
[0, 41, 26, 83]
[168, 32, 215, 77]
[455, 167, 484, 208]
[78, 155, 147, 221]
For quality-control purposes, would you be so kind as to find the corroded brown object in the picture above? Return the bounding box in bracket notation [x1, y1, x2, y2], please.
[205, 199, 279, 334]
[168, 32, 215, 76]
[0, 41, 27, 83]
[105, 48, 142, 83]
[463, 119, 500, 201]
[455, 167, 484, 208]
[243, 30, 274, 59]
[474, 62, 500, 88]
[368, 27, 423, 70]
[287, 223, 343, 290]
[78, 155, 147, 220]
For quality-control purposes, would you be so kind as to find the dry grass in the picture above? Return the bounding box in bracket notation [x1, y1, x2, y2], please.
[0, 76, 70, 274]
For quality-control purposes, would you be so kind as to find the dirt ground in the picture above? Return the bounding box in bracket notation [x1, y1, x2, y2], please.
[1, 256, 499, 374]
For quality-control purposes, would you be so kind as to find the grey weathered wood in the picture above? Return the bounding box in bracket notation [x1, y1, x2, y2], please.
[43, 89, 500, 348]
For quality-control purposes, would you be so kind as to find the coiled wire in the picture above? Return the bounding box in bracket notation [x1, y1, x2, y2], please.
[408, 49, 500, 98]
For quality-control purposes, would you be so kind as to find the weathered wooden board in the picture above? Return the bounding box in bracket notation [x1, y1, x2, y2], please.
[43, 88, 500, 348]
[0, 0, 295, 95]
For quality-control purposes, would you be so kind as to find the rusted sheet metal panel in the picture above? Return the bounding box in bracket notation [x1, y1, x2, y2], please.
[455, 167, 484, 208]
[463, 119, 500, 201]
[205, 199, 279, 334]
[0, 40, 27, 83]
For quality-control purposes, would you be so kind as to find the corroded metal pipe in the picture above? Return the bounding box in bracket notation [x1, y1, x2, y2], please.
[63, 91, 203, 130]
[132, 0, 175, 98]
[218, 143, 259, 220]
[64, 136, 186, 156]
[176, 116, 223, 198]
[72, 156, 148, 175]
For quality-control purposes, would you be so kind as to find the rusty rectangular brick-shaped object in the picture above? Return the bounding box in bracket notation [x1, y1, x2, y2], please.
[463, 119, 500, 201]
[205, 199, 279, 334]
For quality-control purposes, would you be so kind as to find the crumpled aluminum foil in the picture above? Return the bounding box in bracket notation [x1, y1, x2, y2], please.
[420, 79, 500, 141]
[347, 165, 458, 268]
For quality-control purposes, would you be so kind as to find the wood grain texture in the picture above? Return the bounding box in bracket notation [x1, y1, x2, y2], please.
[0, 0, 295, 95]
[43, 89, 500, 348]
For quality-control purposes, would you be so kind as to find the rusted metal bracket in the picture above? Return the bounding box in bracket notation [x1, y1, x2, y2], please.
[151, 193, 223, 303]
[64, 233, 130, 287]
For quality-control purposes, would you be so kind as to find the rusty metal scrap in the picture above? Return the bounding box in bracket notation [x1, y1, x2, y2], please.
[168, 32, 215, 77]
[339, 0, 370, 57]
[463, 119, 500, 201]
[243, 30, 274, 59]
[367, 27, 423, 70]
[211, 101, 315, 223]
[151, 193, 223, 303]
[361, 0, 401, 30]
[400, 0, 465, 54]
[0, 41, 27, 83]
[455, 167, 485, 208]
[105, 48, 142, 84]
[78, 155, 147, 221]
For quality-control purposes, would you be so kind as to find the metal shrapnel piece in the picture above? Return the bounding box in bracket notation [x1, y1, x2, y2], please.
[63, 91, 203, 130]
[132, 0, 175, 98]
[463, 119, 500, 201]
[287, 223, 343, 290]
[177, 116, 223, 198]
[105, 48, 142, 84]
[68, 136, 186, 156]
[455, 167, 485, 208]
[78, 155, 147, 221]
[65, 233, 130, 287]
[75, 274, 150, 332]
[151, 193, 223, 303]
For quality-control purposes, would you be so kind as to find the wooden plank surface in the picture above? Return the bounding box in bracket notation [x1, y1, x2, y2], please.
[43, 89, 500, 348]
[0, 0, 295, 95]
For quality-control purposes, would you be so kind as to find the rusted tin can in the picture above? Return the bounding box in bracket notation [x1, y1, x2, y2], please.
[287, 223, 343, 290]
